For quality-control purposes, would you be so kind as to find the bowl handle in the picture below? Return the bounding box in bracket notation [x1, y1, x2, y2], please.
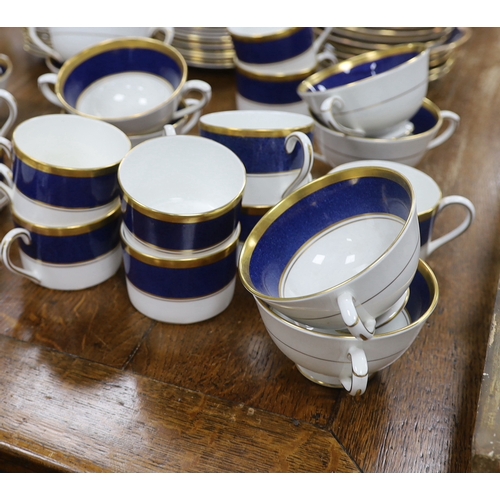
[149, 27, 175, 46]
[172, 80, 212, 121]
[427, 110, 460, 150]
[38, 73, 64, 108]
[281, 132, 314, 198]
[337, 291, 376, 340]
[320, 95, 366, 137]
[340, 346, 369, 396]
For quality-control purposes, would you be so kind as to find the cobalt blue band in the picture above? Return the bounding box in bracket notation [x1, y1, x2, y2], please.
[123, 203, 241, 251]
[199, 131, 313, 174]
[232, 28, 314, 64]
[406, 268, 432, 321]
[123, 248, 237, 299]
[239, 211, 264, 242]
[18, 216, 121, 264]
[249, 177, 412, 297]
[410, 105, 437, 134]
[63, 48, 183, 107]
[13, 157, 119, 209]
[236, 71, 303, 105]
[418, 217, 434, 246]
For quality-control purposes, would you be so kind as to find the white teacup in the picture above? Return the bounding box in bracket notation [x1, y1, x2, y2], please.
[27, 27, 175, 63]
[255, 259, 439, 396]
[332, 160, 476, 259]
[0, 204, 122, 290]
[298, 43, 429, 138]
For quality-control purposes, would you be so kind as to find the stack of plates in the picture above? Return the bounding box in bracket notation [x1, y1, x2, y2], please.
[315, 27, 472, 81]
[172, 27, 235, 69]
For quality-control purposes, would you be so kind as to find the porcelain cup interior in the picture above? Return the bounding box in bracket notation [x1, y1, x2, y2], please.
[28, 27, 175, 62]
[0, 203, 122, 290]
[312, 97, 460, 168]
[37, 38, 212, 135]
[199, 110, 315, 205]
[255, 259, 439, 395]
[118, 135, 246, 252]
[238, 166, 421, 340]
[0, 114, 131, 219]
[332, 160, 476, 259]
[121, 221, 240, 324]
[297, 43, 429, 137]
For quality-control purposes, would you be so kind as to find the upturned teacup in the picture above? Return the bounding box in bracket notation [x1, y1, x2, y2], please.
[37, 37, 212, 135]
[333, 160, 476, 259]
[239, 166, 420, 340]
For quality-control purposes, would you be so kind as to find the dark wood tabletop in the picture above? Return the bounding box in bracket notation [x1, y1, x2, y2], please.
[0, 27, 499, 473]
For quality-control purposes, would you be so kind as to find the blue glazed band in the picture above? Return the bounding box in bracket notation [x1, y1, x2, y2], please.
[406, 268, 432, 321]
[17, 215, 121, 264]
[236, 71, 303, 105]
[199, 131, 312, 174]
[249, 177, 412, 297]
[410, 105, 438, 134]
[12, 156, 119, 209]
[123, 202, 241, 251]
[123, 247, 237, 299]
[63, 48, 183, 106]
[418, 216, 434, 246]
[233, 28, 313, 64]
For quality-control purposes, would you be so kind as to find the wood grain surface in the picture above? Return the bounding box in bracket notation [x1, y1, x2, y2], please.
[0, 27, 499, 473]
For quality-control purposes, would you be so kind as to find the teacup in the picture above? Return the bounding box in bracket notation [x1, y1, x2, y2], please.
[118, 134, 246, 252]
[121, 222, 240, 324]
[239, 166, 420, 340]
[0, 53, 12, 89]
[297, 43, 429, 137]
[27, 27, 175, 63]
[199, 110, 314, 206]
[332, 160, 476, 259]
[255, 259, 439, 395]
[37, 37, 212, 135]
[312, 98, 460, 168]
[0, 114, 131, 224]
[0, 204, 122, 290]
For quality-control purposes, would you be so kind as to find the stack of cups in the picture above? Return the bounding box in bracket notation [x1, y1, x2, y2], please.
[0, 114, 131, 290]
[118, 131, 246, 324]
[199, 109, 315, 242]
[227, 27, 336, 115]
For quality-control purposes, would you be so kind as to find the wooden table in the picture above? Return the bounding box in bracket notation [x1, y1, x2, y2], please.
[0, 27, 498, 473]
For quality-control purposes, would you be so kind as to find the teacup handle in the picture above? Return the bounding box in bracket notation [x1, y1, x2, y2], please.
[172, 80, 212, 121]
[149, 27, 175, 46]
[38, 73, 64, 108]
[320, 95, 366, 137]
[315, 44, 338, 66]
[0, 136, 12, 161]
[0, 227, 41, 285]
[340, 346, 369, 396]
[0, 162, 14, 189]
[427, 110, 460, 150]
[173, 98, 203, 136]
[337, 291, 376, 340]
[0, 89, 18, 137]
[312, 27, 333, 54]
[281, 132, 314, 198]
[426, 195, 476, 257]
[27, 27, 63, 62]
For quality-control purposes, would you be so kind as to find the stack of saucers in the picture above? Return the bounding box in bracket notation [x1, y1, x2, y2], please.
[171, 27, 235, 69]
[315, 27, 471, 81]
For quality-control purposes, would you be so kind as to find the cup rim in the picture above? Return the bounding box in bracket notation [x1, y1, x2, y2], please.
[54, 37, 188, 124]
[239, 166, 417, 302]
[235, 57, 317, 81]
[297, 42, 429, 95]
[257, 259, 439, 340]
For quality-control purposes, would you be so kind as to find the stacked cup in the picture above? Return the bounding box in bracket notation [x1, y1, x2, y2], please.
[227, 27, 336, 115]
[117, 131, 246, 324]
[0, 114, 131, 290]
[238, 166, 440, 395]
[37, 37, 212, 145]
[199, 110, 315, 242]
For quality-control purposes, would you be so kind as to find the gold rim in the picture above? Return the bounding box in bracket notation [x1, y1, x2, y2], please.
[55, 37, 187, 123]
[239, 166, 416, 301]
[12, 203, 121, 236]
[235, 62, 316, 82]
[229, 27, 303, 43]
[241, 205, 272, 216]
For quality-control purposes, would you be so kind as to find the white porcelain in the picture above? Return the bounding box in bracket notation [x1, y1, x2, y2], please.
[332, 160, 476, 259]
[298, 44, 429, 137]
[255, 260, 439, 395]
[0, 205, 122, 290]
[118, 134, 246, 252]
[0, 114, 130, 223]
[37, 38, 212, 135]
[239, 167, 421, 340]
[0, 89, 18, 137]
[0, 53, 12, 89]
[312, 98, 460, 168]
[121, 222, 240, 324]
[27, 27, 175, 62]
[236, 92, 309, 115]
